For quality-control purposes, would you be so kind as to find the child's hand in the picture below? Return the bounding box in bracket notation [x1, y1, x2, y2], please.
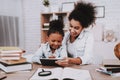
[48, 55, 56, 58]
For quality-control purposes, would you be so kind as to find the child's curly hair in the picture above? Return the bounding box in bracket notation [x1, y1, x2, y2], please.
[68, 2, 96, 28]
[47, 20, 64, 37]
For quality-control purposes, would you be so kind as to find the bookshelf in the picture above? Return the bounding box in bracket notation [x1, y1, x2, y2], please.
[41, 12, 69, 43]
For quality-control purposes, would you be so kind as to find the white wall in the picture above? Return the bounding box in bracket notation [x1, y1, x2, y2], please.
[22, 0, 41, 54]
[85, 0, 120, 63]
[22, 0, 120, 64]
[0, 0, 24, 48]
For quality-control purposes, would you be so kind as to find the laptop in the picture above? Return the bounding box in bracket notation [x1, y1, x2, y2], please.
[40, 58, 62, 66]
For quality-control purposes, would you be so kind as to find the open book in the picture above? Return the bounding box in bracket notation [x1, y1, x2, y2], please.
[29, 67, 92, 80]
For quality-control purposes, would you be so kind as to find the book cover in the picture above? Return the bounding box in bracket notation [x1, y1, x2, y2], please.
[0, 56, 20, 60]
[29, 67, 92, 80]
[0, 57, 26, 65]
[102, 59, 120, 67]
[0, 53, 21, 57]
[0, 47, 22, 51]
[0, 47, 23, 54]
[0, 61, 32, 73]
[105, 67, 120, 73]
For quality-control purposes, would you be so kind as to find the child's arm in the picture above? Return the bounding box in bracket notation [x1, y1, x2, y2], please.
[32, 46, 43, 64]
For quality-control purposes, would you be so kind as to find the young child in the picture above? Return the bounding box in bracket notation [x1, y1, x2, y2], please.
[32, 20, 67, 64]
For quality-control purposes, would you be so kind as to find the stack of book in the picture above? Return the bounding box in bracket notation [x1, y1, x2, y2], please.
[0, 57, 32, 73]
[0, 47, 32, 73]
[96, 59, 120, 76]
[0, 47, 24, 60]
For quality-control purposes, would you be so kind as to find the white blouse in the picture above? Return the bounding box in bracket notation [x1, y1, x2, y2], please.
[62, 29, 94, 64]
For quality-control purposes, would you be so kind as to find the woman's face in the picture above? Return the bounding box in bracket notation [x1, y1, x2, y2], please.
[69, 19, 83, 38]
[47, 33, 63, 50]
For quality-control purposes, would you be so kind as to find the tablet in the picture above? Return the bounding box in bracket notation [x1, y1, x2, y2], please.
[40, 58, 62, 66]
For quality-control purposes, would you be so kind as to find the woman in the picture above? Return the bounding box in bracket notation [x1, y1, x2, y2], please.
[56, 2, 96, 66]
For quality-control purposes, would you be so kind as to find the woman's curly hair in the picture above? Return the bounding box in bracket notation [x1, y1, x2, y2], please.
[68, 2, 96, 28]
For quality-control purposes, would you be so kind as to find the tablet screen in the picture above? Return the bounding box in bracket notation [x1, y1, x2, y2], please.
[40, 58, 62, 66]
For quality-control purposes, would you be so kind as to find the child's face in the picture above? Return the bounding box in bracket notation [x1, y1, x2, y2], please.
[47, 33, 63, 50]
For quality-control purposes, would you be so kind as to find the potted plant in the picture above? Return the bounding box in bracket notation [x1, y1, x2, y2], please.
[43, 0, 50, 7]
[42, 0, 50, 12]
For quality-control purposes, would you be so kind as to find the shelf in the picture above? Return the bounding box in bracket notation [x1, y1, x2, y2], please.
[42, 28, 49, 30]
[40, 12, 69, 43]
[41, 12, 68, 14]
[42, 28, 68, 31]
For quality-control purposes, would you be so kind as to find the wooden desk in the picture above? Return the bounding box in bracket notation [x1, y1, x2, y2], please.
[2, 64, 120, 80]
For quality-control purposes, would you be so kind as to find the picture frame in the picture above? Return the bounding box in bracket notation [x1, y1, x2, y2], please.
[103, 29, 117, 42]
[61, 2, 75, 12]
[96, 6, 105, 18]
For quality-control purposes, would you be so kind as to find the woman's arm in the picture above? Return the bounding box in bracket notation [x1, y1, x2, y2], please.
[60, 44, 68, 58]
[56, 57, 82, 67]
[80, 32, 94, 64]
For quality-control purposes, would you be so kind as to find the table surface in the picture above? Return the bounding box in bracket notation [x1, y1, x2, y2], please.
[1, 63, 120, 80]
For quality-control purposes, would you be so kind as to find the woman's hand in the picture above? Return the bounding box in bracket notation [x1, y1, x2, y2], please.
[56, 57, 82, 67]
[55, 57, 72, 67]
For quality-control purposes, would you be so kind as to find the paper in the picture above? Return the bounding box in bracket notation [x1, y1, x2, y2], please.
[62, 68, 91, 80]
[29, 67, 92, 80]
